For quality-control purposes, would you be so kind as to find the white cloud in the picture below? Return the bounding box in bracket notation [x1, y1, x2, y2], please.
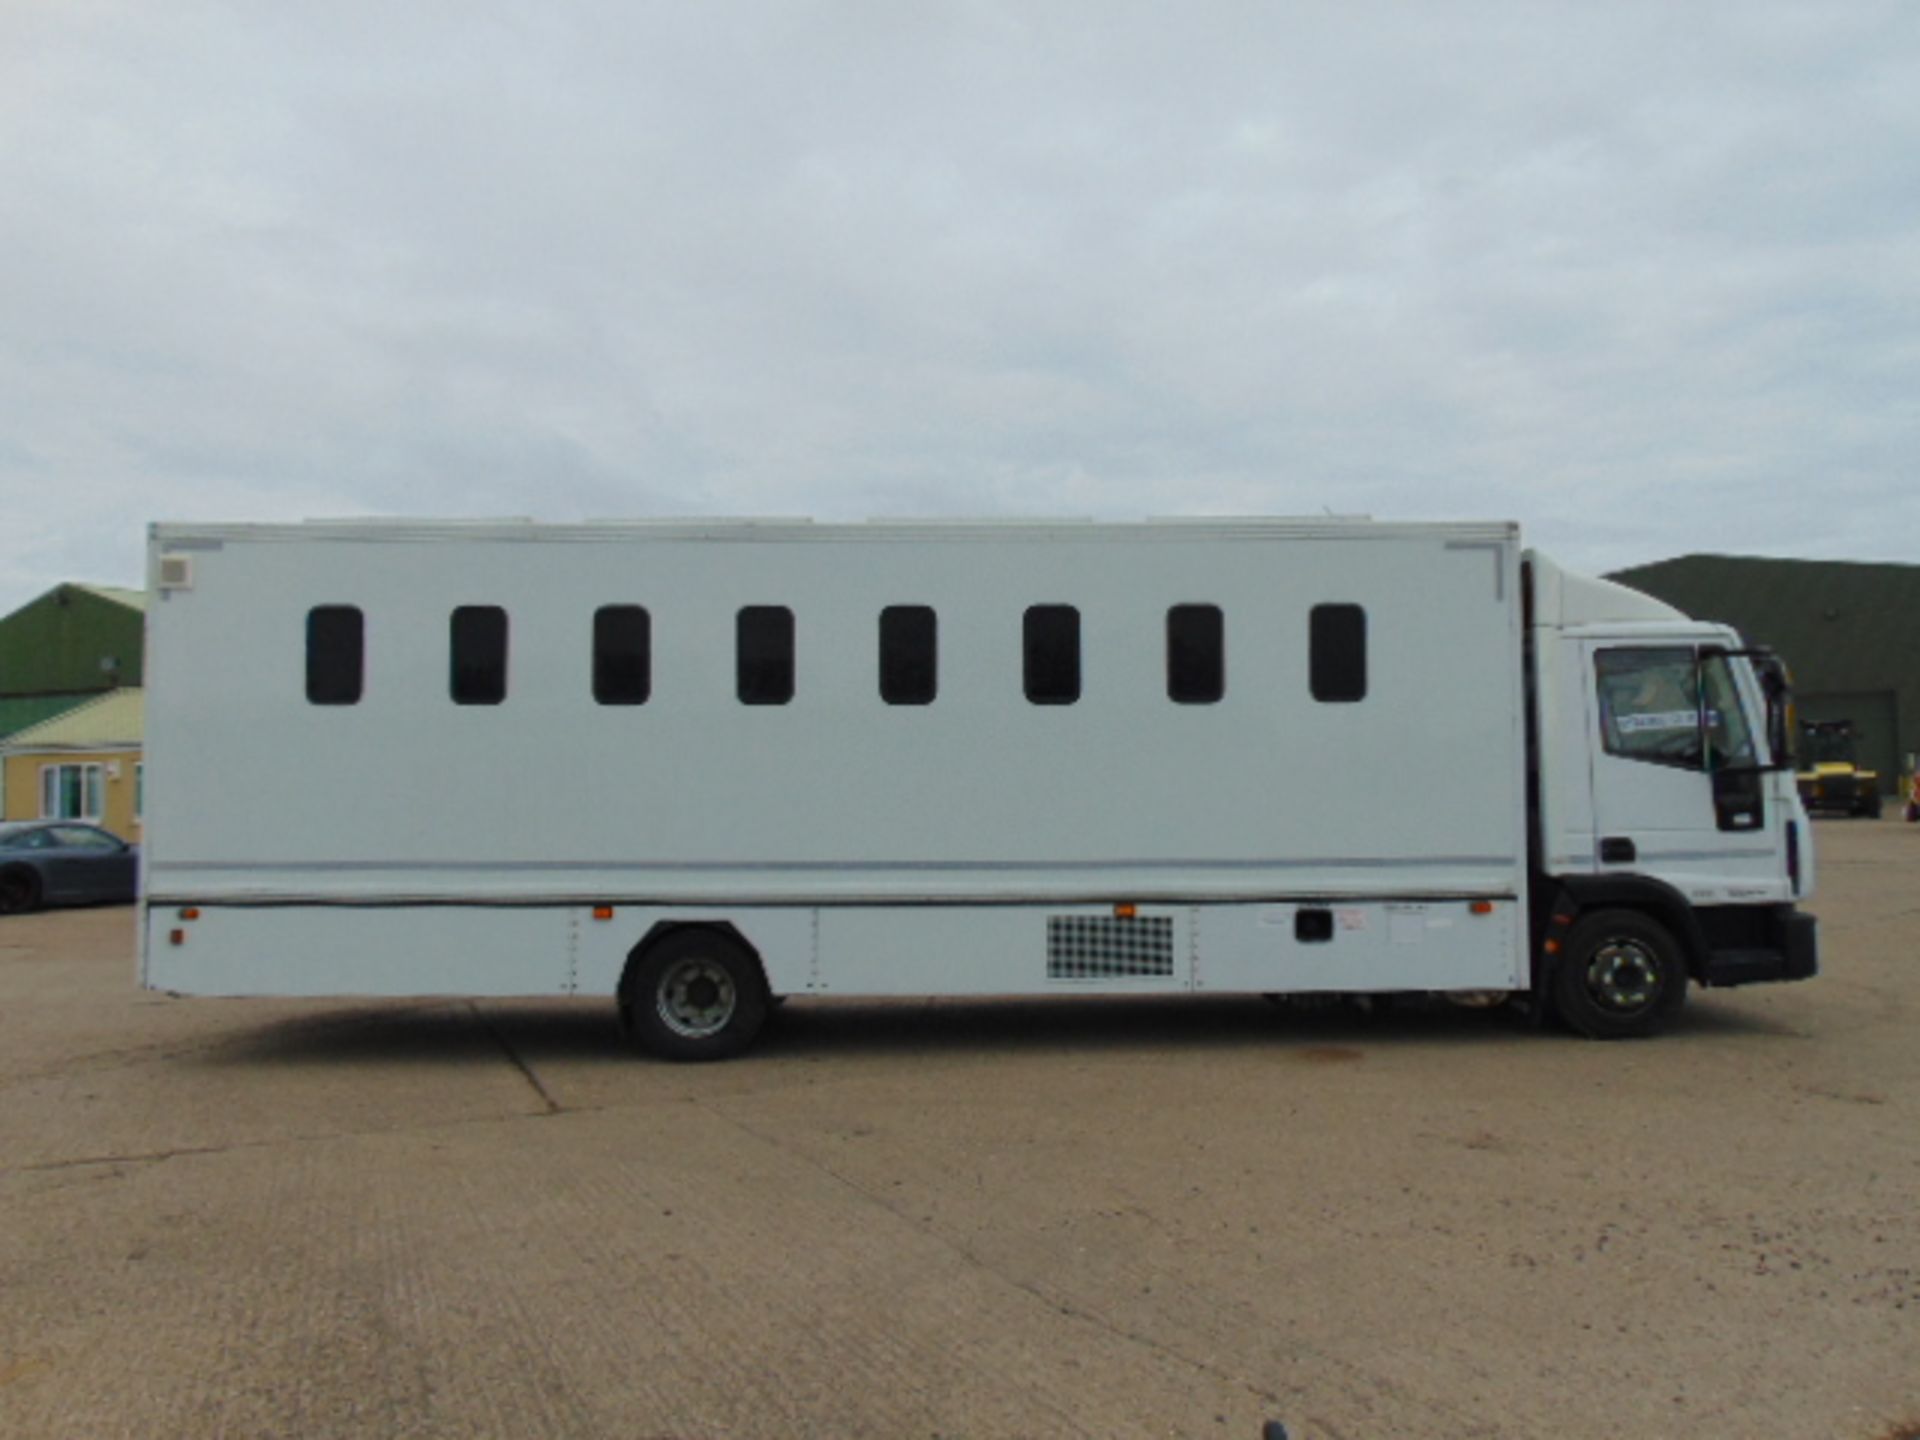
[2, 0, 1917, 613]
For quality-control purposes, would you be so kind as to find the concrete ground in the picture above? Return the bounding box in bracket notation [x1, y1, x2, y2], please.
[2, 824, 1917, 1440]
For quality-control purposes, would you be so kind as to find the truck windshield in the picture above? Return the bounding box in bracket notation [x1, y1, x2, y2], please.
[1597, 648, 1757, 771]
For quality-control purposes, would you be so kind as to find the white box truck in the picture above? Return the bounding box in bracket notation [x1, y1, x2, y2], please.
[138, 518, 1816, 1058]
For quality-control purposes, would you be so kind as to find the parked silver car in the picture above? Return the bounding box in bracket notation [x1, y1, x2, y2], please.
[0, 821, 140, 913]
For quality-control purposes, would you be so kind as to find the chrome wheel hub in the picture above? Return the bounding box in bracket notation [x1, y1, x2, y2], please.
[1587, 938, 1660, 1012]
[656, 958, 737, 1038]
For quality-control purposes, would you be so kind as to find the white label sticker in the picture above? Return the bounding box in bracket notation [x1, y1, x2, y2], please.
[1388, 905, 1426, 945]
[1336, 909, 1367, 931]
[1617, 709, 1699, 734]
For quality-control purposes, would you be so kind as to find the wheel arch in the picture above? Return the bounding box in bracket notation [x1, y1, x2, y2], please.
[1542, 874, 1710, 983]
[616, 921, 768, 1026]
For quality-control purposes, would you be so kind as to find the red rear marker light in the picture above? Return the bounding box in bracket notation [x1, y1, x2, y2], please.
[593, 906, 614, 921]
[1469, 900, 1495, 915]
[1113, 903, 1138, 920]
[178, 907, 200, 921]
[168, 929, 185, 946]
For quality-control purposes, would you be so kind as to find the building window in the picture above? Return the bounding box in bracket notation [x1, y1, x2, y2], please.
[306, 605, 364, 705]
[450, 606, 508, 705]
[1024, 605, 1081, 705]
[1167, 604, 1224, 704]
[593, 606, 652, 705]
[40, 763, 102, 822]
[737, 606, 794, 705]
[1309, 604, 1367, 702]
[135, 763, 144, 822]
[879, 606, 937, 705]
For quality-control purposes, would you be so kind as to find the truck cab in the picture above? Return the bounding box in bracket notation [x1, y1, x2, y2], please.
[1528, 553, 1816, 1036]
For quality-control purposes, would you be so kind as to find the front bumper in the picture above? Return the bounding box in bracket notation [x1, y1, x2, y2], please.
[1701, 909, 1819, 988]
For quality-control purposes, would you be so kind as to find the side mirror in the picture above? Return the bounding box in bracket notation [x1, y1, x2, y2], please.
[1753, 657, 1796, 772]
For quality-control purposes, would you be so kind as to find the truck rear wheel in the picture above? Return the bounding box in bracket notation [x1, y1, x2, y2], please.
[1553, 909, 1687, 1040]
[621, 929, 769, 1061]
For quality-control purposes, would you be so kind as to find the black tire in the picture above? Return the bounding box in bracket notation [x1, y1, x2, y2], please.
[1858, 793, 1883, 819]
[620, 929, 769, 1061]
[1553, 909, 1688, 1039]
[0, 867, 41, 915]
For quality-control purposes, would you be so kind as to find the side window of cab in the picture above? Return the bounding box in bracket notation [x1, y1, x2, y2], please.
[1596, 648, 1704, 769]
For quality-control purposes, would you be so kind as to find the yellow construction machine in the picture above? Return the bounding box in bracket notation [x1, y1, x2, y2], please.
[1796, 720, 1882, 818]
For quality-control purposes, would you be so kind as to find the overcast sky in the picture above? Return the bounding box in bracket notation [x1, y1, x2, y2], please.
[2, 1, 1916, 616]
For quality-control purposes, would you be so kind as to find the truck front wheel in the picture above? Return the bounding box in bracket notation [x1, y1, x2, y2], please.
[621, 929, 770, 1061]
[1553, 909, 1687, 1040]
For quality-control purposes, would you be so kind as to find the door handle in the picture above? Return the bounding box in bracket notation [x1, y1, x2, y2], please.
[1599, 837, 1637, 864]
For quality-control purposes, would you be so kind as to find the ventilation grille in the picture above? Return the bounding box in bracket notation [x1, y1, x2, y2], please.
[1047, 916, 1175, 980]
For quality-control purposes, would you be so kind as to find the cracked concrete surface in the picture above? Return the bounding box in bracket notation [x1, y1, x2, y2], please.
[2, 823, 1918, 1439]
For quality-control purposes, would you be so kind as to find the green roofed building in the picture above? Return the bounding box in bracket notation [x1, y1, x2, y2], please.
[0, 688, 145, 836]
[0, 583, 147, 817]
[0, 694, 87, 741]
[1610, 555, 1919, 795]
[0, 583, 146, 706]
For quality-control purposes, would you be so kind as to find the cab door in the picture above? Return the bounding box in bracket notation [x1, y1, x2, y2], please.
[1582, 643, 1788, 902]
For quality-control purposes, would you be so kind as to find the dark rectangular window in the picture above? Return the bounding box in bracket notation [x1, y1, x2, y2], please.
[737, 606, 794, 705]
[879, 606, 937, 705]
[450, 605, 508, 705]
[306, 605, 363, 705]
[1167, 604, 1223, 704]
[1295, 908, 1334, 943]
[1024, 605, 1081, 705]
[1595, 647, 1724, 770]
[593, 606, 651, 705]
[1309, 603, 1367, 702]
